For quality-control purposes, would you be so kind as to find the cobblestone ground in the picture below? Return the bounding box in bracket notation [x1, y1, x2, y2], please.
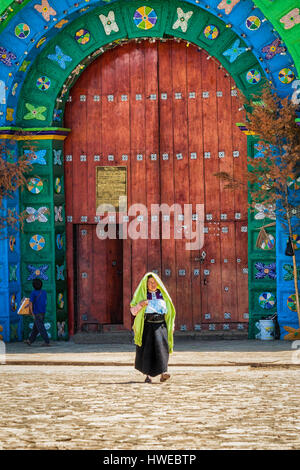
[0, 365, 299, 450]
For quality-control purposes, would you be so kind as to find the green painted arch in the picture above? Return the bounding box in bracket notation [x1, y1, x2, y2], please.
[1, 0, 299, 76]
[16, 0, 267, 128]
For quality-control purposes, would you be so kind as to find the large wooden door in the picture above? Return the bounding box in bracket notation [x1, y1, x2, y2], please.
[65, 40, 248, 334]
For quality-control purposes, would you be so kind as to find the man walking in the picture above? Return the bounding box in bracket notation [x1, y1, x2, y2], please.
[24, 279, 51, 347]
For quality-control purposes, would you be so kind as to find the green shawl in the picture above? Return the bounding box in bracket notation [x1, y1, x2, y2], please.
[130, 272, 176, 353]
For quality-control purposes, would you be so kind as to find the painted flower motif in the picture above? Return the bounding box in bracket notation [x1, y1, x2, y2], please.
[172, 7, 193, 33]
[217, 0, 240, 15]
[47, 45, 72, 70]
[99, 11, 119, 36]
[262, 38, 285, 60]
[0, 46, 16, 66]
[255, 262, 276, 280]
[24, 103, 47, 121]
[53, 109, 62, 122]
[222, 39, 247, 63]
[254, 203, 276, 220]
[34, 0, 57, 22]
[280, 8, 300, 30]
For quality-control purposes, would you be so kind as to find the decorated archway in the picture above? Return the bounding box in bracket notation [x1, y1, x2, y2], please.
[0, 0, 299, 341]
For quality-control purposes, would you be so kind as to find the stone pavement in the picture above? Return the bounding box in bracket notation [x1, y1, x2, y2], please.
[2, 337, 299, 366]
[0, 339, 299, 450]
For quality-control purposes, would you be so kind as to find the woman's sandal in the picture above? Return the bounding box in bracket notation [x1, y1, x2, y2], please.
[144, 376, 152, 383]
[160, 373, 170, 382]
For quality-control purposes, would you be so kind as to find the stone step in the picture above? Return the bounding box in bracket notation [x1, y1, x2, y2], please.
[71, 329, 248, 344]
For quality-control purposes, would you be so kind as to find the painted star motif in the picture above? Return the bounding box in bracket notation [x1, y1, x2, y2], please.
[34, 0, 56, 22]
[99, 11, 119, 36]
[47, 45, 72, 70]
[217, 0, 240, 15]
[262, 38, 285, 60]
[222, 39, 247, 63]
[172, 7, 193, 33]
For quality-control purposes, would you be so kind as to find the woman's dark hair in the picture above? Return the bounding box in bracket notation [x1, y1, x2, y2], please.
[32, 278, 42, 290]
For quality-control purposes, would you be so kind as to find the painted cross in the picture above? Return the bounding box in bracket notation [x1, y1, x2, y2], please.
[27, 264, 49, 281]
[56, 264, 65, 281]
[55, 206, 63, 223]
[53, 149, 62, 165]
[47, 46, 72, 70]
[26, 207, 49, 223]
[172, 8, 193, 33]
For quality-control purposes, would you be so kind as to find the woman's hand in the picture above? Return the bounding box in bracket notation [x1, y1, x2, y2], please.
[140, 300, 148, 308]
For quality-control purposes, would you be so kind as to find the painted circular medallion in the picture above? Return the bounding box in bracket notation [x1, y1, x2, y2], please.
[54, 177, 62, 194]
[246, 69, 261, 85]
[260, 234, 275, 250]
[15, 23, 30, 39]
[36, 76, 51, 91]
[57, 293, 64, 309]
[287, 294, 297, 311]
[245, 16, 261, 31]
[290, 234, 300, 251]
[29, 234, 45, 251]
[258, 292, 276, 309]
[56, 234, 64, 250]
[10, 293, 17, 311]
[9, 235, 16, 252]
[27, 177, 43, 194]
[75, 29, 91, 45]
[133, 6, 158, 30]
[203, 25, 219, 40]
[278, 68, 295, 84]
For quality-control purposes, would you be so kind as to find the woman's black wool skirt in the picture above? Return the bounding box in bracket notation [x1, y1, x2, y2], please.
[135, 320, 169, 377]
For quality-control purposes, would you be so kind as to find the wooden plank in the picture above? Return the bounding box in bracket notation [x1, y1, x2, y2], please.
[129, 43, 147, 295]
[113, 43, 131, 328]
[158, 41, 177, 325]
[231, 78, 248, 324]
[64, 101, 74, 334]
[91, 230, 109, 324]
[87, 58, 102, 222]
[145, 42, 161, 276]
[187, 44, 204, 329]
[77, 225, 91, 331]
[171, 42, 191, 330]
[201, 51, 222, 323]
[216, 62, 237, 324]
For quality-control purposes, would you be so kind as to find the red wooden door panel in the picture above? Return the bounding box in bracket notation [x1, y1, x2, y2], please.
[77, 225, 123, 330]
[65, 40, 248, 333]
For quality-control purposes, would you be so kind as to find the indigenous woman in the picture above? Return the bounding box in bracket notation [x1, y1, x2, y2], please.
[130, 272, 176, 383]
